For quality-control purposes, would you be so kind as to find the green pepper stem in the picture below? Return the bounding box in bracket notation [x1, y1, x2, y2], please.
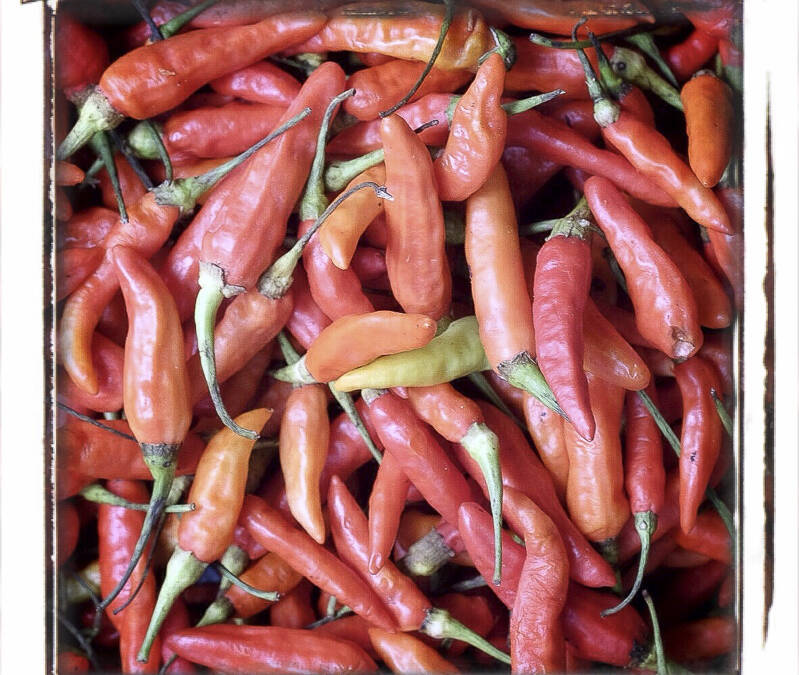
[497, 351, 567, 419]
[479, 26, 516, 70]
[160, 0, 219, 39]
[89, 131, 128, 222]
[271, 354, 317, 385]
[132, 0, 164, 41]
[79, 483, 194, 512]
[127, 121, 162, 160]
[571, 24, 620, 128]
[610, 45, 684, 111]
[216, 545, 249, 598]
[461, 423, 503, 586]
[711, 388, 734, 436]
[422, 608, 511, 664]
[109, 128, 154, 190]
[194, 261, 255, 439]
[528, 22, 659, 50]
[96, 445, 178, 617]
[624, 33, 679, 88]
[145, 119, 173, 182]
[640, 590, 668, 675]
[329, 384, 383, 464]
[258, 181, 392, 299]
[603, 246, 629, 294]
[602, 511, 656, 616]
[196, 595, 234, 628]
[300, 89, 357, 221]
[466, 371, 526, 431]
[304, 605, 353, 629]
[152, 107, 311, 212]
[399, 528, 455, 577]
[379, 0, 454, 118]
[137, 547, 208, 663]
[448, 575, 488, 593]
[547, 196, 593, 240]
[56, 402, 136, 440]
[501, 88, 565, 115]
[324, 119, 439, 192]
[277, 330, 301, 365]
[57, 88, 125, 160]
[213, 562, 281, 601]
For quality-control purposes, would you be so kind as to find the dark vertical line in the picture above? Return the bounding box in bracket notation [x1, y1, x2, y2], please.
[43, 3, 56, 674]
[762, 89, 775, 641]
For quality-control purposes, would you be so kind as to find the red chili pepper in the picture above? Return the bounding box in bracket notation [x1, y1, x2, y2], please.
[381, 113, 451, 319]
[138, 409, 271, 661]
[56, 160, 85, 187]
[159, 598, 197, 675]
[501, 146, 561, 210]
[699, 330, 734, 396]
[367, 449, 411, 574]
[57, 651, 91, 674]
[506, 109, 676, 207]
[59, 206, 118, 250]
[520, 389, 569, 502]
[585, 176, 703, 360]
[663, 616, 736, 663]
[210, 60, 301, 106]
[57, 500, 80, 567]
[165, 624, 378, 673]
[98, 153, 148, 212]
[434, 53, 507, 201]
[673, 508, 732, 565]
[269, 580, 317, 629]
[58, 12, 326, 158]
[705, 186, 743, 310]
[665, 29, 719, 82]
[681, 70, 734, 188]
[674, 356, 723, 532]
[98, 479, 162, 673]
[55, 13, 109, 99]
[346, 59, 472, 122]
[506, 37, 604, 97]
[505, 487, 569, 674]
[56, 332, 123, 413]
[457, 400, 617, 588]
[652, 560, 729, 626]
[56, 247, 104, 302]
[130, 101, 289, 165]
[351, 246, 389, 288]
[369, 628, 459, 673]
[287, 2, 495, 71]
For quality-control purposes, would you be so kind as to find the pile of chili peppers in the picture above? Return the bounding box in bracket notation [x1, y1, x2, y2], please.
[54, 0, 742, 672]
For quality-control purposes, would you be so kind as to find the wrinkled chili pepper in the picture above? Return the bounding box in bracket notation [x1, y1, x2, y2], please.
[137, 409, 271, 662]
[165, 624, 378, 673]
[585, 176, 703, 360]
[58, 12, 326, 158]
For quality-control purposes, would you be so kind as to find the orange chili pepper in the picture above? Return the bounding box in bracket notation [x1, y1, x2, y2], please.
[369, 628, 459, 673]
[367, 449, 411, 574]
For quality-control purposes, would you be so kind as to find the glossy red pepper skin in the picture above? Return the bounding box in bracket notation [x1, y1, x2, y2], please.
[210, 60, 301, 106]
[434, 53, 507, 202]
[666, 29, 719, 82]
[600, 112, 732, 233]
[99, 13, 325, 120]
[56, 247, 104, 302]
[674, 356, 723, 533]
[369, 628, 459, 673]
[111, 246, 192, 446]
[563, 373, 630, 542]
[366, 391, 472, 529]
[59, 206, 118, 250]
[585, 176, 703, 360]
[285, 266, 332, 351]
[381, 113, 451, 319]
[98, 480, 161, 673]
[56, 332, 123, 413]
[269, 580, 316, 629]
[673, 509, 732, 564]
[457, 401, 617, 588]
[345, 59, 471, 121]
[55, 14, 108, 98]
[242, 494, 396, 630]
[157, 102, 288, 164]
[533, 233, 595, 440]
[507, 110, 675, 207]
[165, 625, 378, 673]
[368, 449, 411, 574]
[707, 187, 743, 311]
[159, 598, 197, 674]
[225, 552, 303, 620]
[505, 488, 569, 674]
[624, 385, 666, 516]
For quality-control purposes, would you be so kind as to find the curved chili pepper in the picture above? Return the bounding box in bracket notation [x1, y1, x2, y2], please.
[649, 209, 732, 328]
[210, 60, 301, 106]
[56, 332, 123, 413]
[287, 1, 495, 70]
[346, 59, 472, 122]
[681, 70, 734, 188]
[56, 247, 104, 302]
[464, 163, 560, 413]
[98, 479, 161, 673]
[128, 102, 288, 164]
[318, 164, 387, 270]
[55, 13, 109, 99]
[433, 52, 507, 201]
[56, 160, 85, 187]
[563, 373, 629, 543]
[137, 409, 271, 662]
[456, 400, 617, 588]
[672, 508, 732, 564]
[666, 28, 719, 82]
[533, 200, 595, 440]
[59, 206, 118, 250]
[502, 487, 569, 673]
[367, 449, 410, 574]
[403, 383, 503, 583]
[165, 624, 378, 673]
[674, 356, 723, 533]
[351, 246, 389, 289]
[276, 311, 436, 384]
[585, 176, 703, 360]
[58, 12, 326, 158]
[663, 616, 735, 663]
[279, 384, 329, 543]
[241, 493, 396, 630]
[369, 628, 459, 673]
[327, 475, 511, 663]
[381, 113, 451, 319]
